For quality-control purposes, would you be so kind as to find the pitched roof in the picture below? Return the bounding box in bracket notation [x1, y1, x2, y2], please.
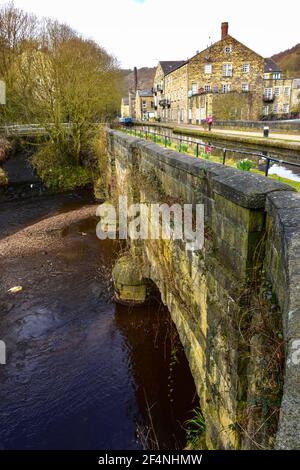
[138, 89, 153, 97]
[160, 61, 186, 75]
[264, 58, 282, 73]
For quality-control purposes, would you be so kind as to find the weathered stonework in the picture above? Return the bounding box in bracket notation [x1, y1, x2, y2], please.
[188, 35, 265, 122]
[164, 63, 188, 124]
[106, 129, 300, 450]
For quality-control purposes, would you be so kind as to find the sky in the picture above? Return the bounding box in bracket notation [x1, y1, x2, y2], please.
[5, 0, 300, 69]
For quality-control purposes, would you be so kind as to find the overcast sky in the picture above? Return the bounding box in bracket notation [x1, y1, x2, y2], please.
[8, 0, 300, 69]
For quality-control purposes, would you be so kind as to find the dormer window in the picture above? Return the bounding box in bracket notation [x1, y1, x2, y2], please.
[224, 46, 232, 53]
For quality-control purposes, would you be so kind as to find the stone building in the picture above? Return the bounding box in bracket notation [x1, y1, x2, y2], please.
[291, 79, 300, 114]
[187, 22, 265, 123]
[152, 22, 300, 123]
[128, 92, 136, 119]
[120, 96, 130, 118]
[135, 89, 155, 121]
[262, 59, 292, 117]
[153, 61, 186, 121]
[164, 62, 188, 123]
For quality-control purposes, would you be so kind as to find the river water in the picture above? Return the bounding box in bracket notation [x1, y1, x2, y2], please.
[0, 191, 197, 450]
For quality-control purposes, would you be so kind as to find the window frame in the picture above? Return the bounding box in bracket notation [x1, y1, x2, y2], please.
[222, 63, 233, 77]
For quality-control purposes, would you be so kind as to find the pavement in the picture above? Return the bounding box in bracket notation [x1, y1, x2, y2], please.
[175, 123, 300, 142]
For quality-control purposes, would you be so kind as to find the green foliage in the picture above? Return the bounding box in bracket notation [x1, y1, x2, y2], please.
[0, 168, 8, 186]
[236, 158, 253, 171]
[185, 408, 206, 449]
[32, 145, 92, 191]
[180, 143, 189, 153]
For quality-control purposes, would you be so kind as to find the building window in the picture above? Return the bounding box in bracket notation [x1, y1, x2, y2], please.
[274, 87, 280, 97]
[273, 72, 281, 79]
[191, 83, 198, 94]
[273, 104, 278, 113]
[264, 73, 269, 80]
[264, 88, 273, 99]
[224, 45, 232, 53]
[241, 83, 249, 92]
[284, 87, 291, 96]
[242, 63, 250, 73]
[222, 83, 231, 93]
[204, 64, 212, 74]
[223, 63, 232, 77]
[263, 105, 269, 115]
[204, 85, 211, 92]
[283, 103, 290, 113]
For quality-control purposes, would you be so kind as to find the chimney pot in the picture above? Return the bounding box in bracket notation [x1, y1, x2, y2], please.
[221, 22, 229, 40]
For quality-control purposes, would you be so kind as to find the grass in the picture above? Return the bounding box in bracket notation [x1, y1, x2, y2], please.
[121, 128, 300, 192]
[184, 407, 206, 450]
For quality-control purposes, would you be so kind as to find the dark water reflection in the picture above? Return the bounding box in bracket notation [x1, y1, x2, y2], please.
[0, 193, 197, 450]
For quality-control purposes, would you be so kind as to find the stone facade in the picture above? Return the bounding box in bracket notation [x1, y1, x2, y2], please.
[153, 63, 165, 120]
[120, 97, 130, 118]
[187, 34, 265, 123]
[153, 61, 186, 121]
[151, 23, 300, 123]
[291, 79, 300, 113]
[263, 77, 294, 116]
[106, 128, 300, 449]
[164, 63, 188, 124]
[135, 89, 155, 121]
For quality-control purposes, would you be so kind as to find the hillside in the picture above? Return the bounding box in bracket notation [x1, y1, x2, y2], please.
[272, 44, 300, 76]
[121, 67, 156, 96]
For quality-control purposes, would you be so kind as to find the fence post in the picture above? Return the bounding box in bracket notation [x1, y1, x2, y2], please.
[154, 130, 156, 143]
[164, 135, 167, 147]
[265, 158, 270, 176]
[179, 138, 182, 152]
[196, 143, 199, 158]
[223, 149, 227, 165]
[145, 130, 148, 140]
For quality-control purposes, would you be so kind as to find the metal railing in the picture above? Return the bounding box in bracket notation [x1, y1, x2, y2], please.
[117, 124, 300, 178]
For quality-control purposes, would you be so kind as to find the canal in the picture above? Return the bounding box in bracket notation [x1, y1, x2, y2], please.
[139, 125, 300, 183]
[0, 191, 197, 450]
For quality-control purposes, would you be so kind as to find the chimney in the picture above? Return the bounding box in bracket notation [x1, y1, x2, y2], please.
[134, 67, 138, 93]
[221, 22, 229, 40]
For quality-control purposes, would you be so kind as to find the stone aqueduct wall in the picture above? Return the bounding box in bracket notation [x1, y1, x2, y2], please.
[106, 129, 300, 450]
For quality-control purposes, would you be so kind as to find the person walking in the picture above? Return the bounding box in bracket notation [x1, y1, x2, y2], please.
[207, 116, 213, 131]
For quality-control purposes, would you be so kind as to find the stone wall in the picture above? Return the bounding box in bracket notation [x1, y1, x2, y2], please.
[164, 64, 188, 124]
[187, 35, 265, 121]
[106, 128, 300, 450]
